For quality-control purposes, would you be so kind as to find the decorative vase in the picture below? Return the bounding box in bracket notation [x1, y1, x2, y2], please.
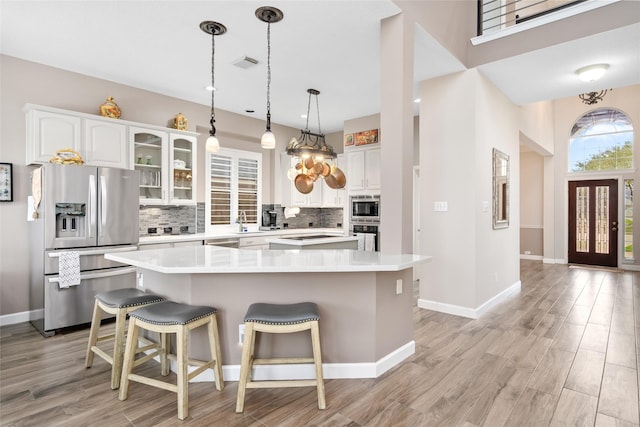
[173, 112, 188, 130]
[99, 97, 122, 119]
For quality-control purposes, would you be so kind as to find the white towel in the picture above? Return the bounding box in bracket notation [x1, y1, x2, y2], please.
[355, 234, 365, 250]
[364, 234, 375, 252]
[58, 251, 81, 288]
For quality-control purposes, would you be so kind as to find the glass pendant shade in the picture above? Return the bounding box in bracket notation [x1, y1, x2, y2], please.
[206, 135, 220, 153]
[261, 130, 276, 149]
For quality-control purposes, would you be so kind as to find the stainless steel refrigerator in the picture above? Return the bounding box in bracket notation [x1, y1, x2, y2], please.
[29, 164, 139, 336]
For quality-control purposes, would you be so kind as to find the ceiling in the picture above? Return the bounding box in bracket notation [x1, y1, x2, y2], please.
[1, 1, 638, 134]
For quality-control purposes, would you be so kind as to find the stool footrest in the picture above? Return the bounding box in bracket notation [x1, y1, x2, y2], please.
[133, 349, 162, 367]
[91, 346, 114, 364]
[253, 357, 314, 365]
[246, 380, 318, 389]
[96, 333, 116, 342]
[128, 373, 177, 393]
[188, 360, 215, 380]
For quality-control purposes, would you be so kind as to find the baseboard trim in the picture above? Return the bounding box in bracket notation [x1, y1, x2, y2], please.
[520, 254, 543, 261]
[183, 340, 416, 382]
[417, 280, 522, 319]
[543, 258, 566, 264]
[0, 309, 43, 327]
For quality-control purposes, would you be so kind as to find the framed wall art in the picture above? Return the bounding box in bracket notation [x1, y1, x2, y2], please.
[355, 129, 378, 146]
[0, 162, 13, 202]
[344, 133, 354, 147]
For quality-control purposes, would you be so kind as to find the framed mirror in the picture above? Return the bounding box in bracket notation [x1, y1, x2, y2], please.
[492, 148, 509, 229]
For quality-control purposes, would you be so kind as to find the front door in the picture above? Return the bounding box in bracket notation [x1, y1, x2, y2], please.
[568, 179, 619, 267]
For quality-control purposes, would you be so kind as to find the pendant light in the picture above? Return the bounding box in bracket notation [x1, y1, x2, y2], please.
[200, 21, 226, 153]
[256, 6, 283, 149]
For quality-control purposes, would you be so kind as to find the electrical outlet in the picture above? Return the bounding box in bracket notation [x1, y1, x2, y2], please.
[396, 279, 403, 295]
[137, 272, 144, 288]
[238, 324, 245, 345]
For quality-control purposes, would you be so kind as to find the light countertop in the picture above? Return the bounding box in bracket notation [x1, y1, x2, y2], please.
[105, 245, 431, 274]
[138, 228, 345, 245]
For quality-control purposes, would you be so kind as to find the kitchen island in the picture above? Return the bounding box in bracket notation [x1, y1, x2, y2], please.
[267, 234, 359, 250]
[106, 246, 430, 381]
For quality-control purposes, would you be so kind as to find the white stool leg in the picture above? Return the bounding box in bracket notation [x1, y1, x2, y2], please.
[310, 320, 326, 409]
[208, 314, 224, 391]
[235, 322, 255, 413]
[176, 325, 189, 421]
[85, 299, 102, 368]
[118, 318, 139, 402]
[110, 307, 128, 389]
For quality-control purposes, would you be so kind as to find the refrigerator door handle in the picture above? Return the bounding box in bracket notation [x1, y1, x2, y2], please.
[47, 245, 138, 258]
[48, 266, 137, 283]
[100, 175, 107, 236]
[88, 174, 97, 238]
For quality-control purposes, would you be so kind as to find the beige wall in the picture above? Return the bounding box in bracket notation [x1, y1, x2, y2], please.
[520, 150, 544, 256]
[0, 55, 300, 317]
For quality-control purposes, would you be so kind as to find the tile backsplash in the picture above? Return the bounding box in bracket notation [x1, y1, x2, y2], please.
[139, 203, 343, 235]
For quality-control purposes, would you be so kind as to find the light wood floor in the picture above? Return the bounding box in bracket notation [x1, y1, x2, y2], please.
[1, 260, 639, 426]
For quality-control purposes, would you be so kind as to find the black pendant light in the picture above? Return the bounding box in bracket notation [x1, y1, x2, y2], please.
[256, 6, 283, 149]
[200, 21, 226, 153]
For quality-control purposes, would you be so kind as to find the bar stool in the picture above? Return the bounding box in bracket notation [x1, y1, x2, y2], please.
[235, 302, 325, 413]
[118, 300, 224, 421]
[85, 288, 165, 389]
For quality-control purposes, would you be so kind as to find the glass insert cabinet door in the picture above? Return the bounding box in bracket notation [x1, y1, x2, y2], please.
[568, 179, 619, 267]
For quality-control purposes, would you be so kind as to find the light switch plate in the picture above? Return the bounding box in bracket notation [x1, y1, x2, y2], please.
[434, 201, 448, 212]
[396, 279, 403, 295]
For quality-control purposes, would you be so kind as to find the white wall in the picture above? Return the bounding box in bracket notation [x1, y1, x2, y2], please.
[419, 69, 520, 316]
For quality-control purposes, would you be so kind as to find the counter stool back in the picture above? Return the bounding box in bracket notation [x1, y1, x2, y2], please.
[85, 288, 165, 389]
[235, 302, 325, 413]
[118, 300, 224, 421]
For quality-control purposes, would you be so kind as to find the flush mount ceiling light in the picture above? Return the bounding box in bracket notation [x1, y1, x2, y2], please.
[200, 20, 226, 153]
[576, 63, 609, 82]
[256, 6, 283, 150]
[287, 89, 346, 194]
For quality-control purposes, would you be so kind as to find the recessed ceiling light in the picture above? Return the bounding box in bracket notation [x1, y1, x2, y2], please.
[576, 64, 609, 82]
[301, 114, 307, 119]
[204, 85, 216, 91]
[414, 98, 421, 103]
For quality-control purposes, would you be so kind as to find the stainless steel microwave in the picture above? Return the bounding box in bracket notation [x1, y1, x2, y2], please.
[350, 195, 380, 222]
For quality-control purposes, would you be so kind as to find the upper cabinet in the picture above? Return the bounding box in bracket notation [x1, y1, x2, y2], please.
[25, 104, 128, 168]
[83, 118, 128, 168]
[131, 127, 197, 205]
[24, 104, 198, 206]
[347, 146, 380, 192]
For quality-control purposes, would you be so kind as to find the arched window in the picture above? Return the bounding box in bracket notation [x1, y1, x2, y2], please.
[568, 108, 633, 173]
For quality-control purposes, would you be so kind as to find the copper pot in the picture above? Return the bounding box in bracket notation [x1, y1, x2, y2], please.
[312, 162, 324, 175]
[321, 162, 331, 177]
[294, 173, 314, 194]
[331, 166, 346, 189]
[304, 157, 314, 170]
[325, 173, 338, 189]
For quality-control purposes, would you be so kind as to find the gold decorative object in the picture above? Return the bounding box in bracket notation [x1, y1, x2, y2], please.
[99, 96, 122, 119]
[49, 148, 84, 165]
[173, 112, 188, 130]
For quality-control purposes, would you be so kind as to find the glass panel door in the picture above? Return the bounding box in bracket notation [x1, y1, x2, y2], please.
[568, 179, 618, 267]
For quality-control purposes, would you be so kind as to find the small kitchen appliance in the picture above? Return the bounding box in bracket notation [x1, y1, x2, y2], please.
[261, 210, 279, 230]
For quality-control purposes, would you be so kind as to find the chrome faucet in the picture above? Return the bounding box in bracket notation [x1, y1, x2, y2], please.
[238, 210, 247, 232]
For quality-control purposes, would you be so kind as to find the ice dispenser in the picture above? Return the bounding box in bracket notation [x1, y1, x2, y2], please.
[55, 203, 86, 238]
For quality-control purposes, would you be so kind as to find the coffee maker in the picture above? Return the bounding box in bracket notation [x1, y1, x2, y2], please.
[261, 210, 279, 230]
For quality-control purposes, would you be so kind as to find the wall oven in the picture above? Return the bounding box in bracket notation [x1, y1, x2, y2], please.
[350, 195, 380, 223]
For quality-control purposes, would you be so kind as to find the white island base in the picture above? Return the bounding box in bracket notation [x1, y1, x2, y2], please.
[106, 246, 430, 382]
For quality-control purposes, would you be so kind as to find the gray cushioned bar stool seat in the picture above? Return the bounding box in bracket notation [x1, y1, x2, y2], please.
[119, 301, 224, 421]
[85, 288, 165, 390]
[235, 302, 325, 413]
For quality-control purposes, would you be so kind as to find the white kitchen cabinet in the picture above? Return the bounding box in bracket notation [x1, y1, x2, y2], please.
[131, 127, 197, 205]
[24, 104, 129, 168]
[131, 127, 168, 204]
[347, 147, 380, 192]
[82, 119, 128, 168]
[25, 108, 82, 164]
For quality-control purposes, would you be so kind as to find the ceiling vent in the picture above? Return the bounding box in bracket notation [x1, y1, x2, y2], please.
[232, 56, 259, 69]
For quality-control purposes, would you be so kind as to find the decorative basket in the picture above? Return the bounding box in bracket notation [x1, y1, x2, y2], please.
[49, 148, 85, 165]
